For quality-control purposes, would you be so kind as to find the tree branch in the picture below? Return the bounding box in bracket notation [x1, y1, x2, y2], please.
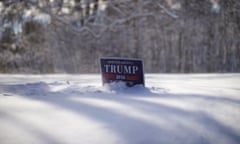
[157, 3, 178, 19]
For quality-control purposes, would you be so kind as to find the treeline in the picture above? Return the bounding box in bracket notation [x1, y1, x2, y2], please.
[0, 0, 239, 73]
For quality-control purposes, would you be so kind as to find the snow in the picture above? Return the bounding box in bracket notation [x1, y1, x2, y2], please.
[0, 74, 240, 144]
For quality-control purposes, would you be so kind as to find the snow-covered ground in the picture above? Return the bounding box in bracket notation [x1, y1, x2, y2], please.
[0, 74, 240, 144]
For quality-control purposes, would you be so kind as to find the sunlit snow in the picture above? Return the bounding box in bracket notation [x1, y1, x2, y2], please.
[0, 74, 240, 144]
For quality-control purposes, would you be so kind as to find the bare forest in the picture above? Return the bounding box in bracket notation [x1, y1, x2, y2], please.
[0, 0, 239, 73]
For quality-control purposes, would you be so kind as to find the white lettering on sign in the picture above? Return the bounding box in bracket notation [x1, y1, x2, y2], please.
[104, 65, 110, 73]
[110, 65, 116, 73]
[132, 66, 138, 74]
[104, 65, 139, 74]
[124, 66, 131, 74]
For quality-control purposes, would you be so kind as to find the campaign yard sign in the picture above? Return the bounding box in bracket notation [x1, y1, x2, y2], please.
[100, 57, 145, 87]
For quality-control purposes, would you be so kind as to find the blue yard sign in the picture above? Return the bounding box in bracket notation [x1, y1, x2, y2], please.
[100, 57, 145, 87]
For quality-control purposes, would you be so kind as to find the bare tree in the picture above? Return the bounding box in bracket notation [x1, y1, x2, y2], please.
[0, 0, 239, 73]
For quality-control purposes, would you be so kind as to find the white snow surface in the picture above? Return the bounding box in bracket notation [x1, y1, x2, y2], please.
[0, 74, 240, 144]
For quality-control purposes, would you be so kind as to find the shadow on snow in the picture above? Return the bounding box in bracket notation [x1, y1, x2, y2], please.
[0, 81, 240, 144]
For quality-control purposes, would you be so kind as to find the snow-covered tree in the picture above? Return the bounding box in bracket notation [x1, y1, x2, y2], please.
[0, 0, 239, 73]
